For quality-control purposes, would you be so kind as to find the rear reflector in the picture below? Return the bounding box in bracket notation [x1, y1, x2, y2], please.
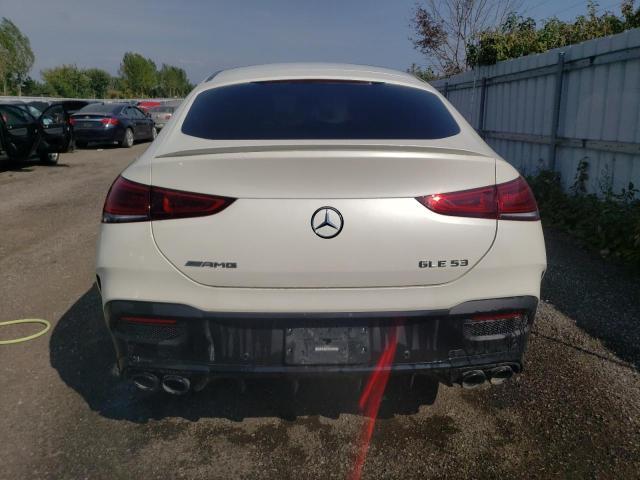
[102, 176, 235, 223]
[471, 312, 524, 322]
[416, 176, 539, 221]
[121, 316, 177, 325]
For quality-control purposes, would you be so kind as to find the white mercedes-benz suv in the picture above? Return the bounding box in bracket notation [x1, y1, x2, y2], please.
[96, 63, 546, 396]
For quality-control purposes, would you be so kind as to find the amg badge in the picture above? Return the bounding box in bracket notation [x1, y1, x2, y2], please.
[185, 261, 237, 268]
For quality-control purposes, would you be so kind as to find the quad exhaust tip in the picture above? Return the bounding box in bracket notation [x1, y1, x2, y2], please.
[489, 365, 514, 385]
[161, 375, 191, 395]
[461, 370, 486, 389]
[131, 372, 160, 392]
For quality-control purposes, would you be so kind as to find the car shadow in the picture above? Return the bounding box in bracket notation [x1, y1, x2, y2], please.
[50, 285, 438, 423]
[0, 157, 70, 171]
[76, 144, 120, 150]
[0, 158, 34, 173]
[541, 228, 640, 369]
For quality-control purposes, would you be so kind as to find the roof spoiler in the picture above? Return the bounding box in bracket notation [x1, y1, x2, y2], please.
[155, 144, 489, 159]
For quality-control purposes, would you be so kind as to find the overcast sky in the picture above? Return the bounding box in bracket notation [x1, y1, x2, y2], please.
[0, 0, 626, 82]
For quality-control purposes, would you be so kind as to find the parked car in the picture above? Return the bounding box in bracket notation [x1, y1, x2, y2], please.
[96, 63, 546, 397]
[137, 100, 161, 112]
[7, 100, 44, 118]
[0, 102, 73, 164]
[71, 103, 156, 148]
[27, 100, 95, 151]
[27, 100, 94, 116]
[148, 105, 175, 130]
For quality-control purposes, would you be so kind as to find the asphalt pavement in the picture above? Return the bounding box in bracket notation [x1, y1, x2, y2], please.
[1, 145, 639, 479]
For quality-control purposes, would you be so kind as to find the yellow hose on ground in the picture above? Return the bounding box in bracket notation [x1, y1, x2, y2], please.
[0, 319, 51, 345]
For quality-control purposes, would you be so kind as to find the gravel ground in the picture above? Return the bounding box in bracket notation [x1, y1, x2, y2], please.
[0, 146, 639, 479]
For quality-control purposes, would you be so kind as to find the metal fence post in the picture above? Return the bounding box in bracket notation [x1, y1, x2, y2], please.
[478, 77, 487, 137]
[549, 52, 565, 171]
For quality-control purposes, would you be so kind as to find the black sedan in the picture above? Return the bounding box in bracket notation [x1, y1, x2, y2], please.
[71, 103, 156, 148]
[0, 102, 73, 165]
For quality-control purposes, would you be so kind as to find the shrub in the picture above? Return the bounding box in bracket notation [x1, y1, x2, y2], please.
[527, 166, 640, 270]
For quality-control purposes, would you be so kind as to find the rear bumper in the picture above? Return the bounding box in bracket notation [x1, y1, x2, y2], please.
[105, 296, 537, 384]
[74, 128, 122, 143]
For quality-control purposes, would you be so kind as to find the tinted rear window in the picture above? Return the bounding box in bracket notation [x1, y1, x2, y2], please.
[181, 81, 460, 140]
[75, 104, 123, 115]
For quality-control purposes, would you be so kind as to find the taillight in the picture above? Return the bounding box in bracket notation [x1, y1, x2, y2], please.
[150, 186, 233, 220]
[496, 176, 540, 220]
[103, 177, 149, 222]
[416, 176, 539, 221]
[417, 185, 497, 219]
[69, 117, 76, 126]
[102, 176, 234, 223]
[100, 117, 119, 126]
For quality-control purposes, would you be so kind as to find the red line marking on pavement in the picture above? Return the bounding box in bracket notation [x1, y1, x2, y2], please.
[349, 325, 399, 480]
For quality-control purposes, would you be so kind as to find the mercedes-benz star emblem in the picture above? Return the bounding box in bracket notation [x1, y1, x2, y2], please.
[311, 207, 344, 239]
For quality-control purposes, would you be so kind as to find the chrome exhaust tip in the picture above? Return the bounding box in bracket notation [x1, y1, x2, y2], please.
[461, 370, 487, 389]
[161, 375, 191, 395]
[131, 372, 160, 392]
[489, 365, 514, 385]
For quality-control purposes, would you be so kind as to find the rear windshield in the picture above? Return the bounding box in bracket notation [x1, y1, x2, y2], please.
[181, 81, 460, 140]
[75, 104, 123, 115]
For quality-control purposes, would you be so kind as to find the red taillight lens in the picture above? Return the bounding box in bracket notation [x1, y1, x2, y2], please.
[69, 117, 76, 126]
[102, 176, 235, 223]
[416, 176, 539, 221]
[150, 186, 234, 220]
[100, 117, 119, 126]
[103, 176, 150, 222]
[417, 185, 497, 219]
[496, 176, 539, 220]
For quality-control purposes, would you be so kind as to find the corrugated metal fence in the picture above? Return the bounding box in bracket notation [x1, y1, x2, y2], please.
[432, 28, 640, 194]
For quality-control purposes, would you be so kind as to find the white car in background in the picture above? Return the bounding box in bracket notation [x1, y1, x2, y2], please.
[96, 63, 546, 396]
[148, 104, 177, 130]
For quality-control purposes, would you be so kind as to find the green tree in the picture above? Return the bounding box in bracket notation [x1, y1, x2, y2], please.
[410, 0, 521, 76]
[106, 76, 127, 99]
[41, 65, 93, 98]
[407, 63, 439, 82]
[119, 52, 157, 97]
[21, 76, 53, 96]
[84, 68, 111, 98]
[468, 0, 640, 67]
[0, 17, 35, 95]
[157, 63, 192, 97]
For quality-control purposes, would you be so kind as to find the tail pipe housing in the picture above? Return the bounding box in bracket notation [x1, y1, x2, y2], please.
[131, 372, 160, 392]
[161, 374, 191, 395]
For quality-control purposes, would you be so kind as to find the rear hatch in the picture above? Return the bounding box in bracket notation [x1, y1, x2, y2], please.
[150, 147, 497, 288]
[71, 114, 110, 130]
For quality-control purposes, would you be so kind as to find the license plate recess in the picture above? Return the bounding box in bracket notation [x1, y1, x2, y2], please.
[284, 326, 370, 365]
